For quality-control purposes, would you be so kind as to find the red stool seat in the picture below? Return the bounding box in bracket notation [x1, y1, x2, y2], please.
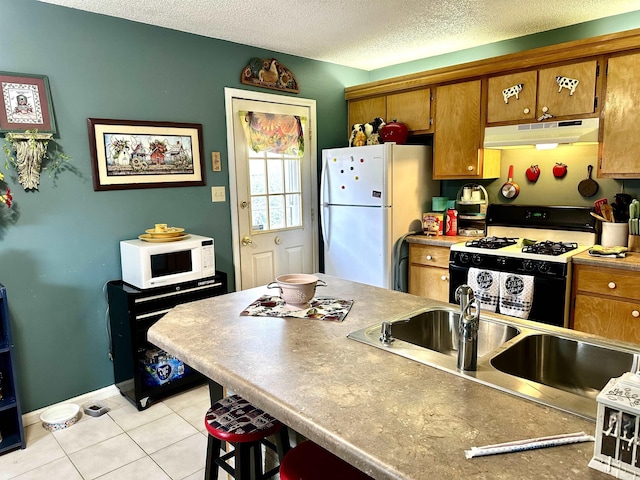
[280, 440, 373, 480]
[205, 394, 283, 443]
[204, 394, 289, 480]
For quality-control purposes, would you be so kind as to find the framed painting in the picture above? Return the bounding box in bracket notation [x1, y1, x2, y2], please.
[0, 72, 57, 133]
[88, 118, 205, 191]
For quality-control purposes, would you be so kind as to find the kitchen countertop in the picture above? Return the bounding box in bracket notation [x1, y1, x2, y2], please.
[410, 234, 640, 274]
[148, 275, 607, 479]
[407, 234, 470, 246]
[573, 249, 640, 272]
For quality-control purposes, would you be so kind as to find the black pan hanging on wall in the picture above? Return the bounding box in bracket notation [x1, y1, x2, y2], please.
[578, 165, 599, 197]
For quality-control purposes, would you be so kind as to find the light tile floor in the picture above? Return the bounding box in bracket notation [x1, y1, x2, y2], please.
[0, 384, 230, 480]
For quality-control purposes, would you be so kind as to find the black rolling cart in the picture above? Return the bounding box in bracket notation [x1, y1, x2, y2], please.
[0, 283, 25, 454]
[107, 272, 227, 410]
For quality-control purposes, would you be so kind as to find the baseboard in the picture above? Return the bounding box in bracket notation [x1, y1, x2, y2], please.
[22, 384, 120, 427]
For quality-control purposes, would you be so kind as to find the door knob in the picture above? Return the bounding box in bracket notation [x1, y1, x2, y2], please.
[241, 236, 253, 246]
[240, 201, 248, 209]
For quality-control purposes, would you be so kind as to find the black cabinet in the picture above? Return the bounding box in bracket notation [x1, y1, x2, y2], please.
[0, 284, 25, 455]
[107, 273, 227, 410]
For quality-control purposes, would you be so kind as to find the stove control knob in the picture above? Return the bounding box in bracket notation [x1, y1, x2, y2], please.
[459, 253, 470, 264]
[522, 260, 535, 272]
[538, 262, 550, 273]
[496, 257, 507, 267]
[472, 254, 483, 265]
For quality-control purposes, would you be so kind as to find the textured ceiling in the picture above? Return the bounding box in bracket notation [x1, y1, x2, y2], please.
[37, 0, 640, 70]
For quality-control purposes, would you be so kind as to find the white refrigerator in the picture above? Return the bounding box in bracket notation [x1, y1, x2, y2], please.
[321, 143, 438, 289]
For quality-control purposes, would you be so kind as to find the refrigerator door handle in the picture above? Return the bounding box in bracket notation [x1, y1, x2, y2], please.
[321, 204, 329, 245]
[320, 155, 329, 245]
[320, 155, 328, 207]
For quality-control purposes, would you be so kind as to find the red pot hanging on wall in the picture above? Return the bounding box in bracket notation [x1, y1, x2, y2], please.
[379, 120, 409, 144]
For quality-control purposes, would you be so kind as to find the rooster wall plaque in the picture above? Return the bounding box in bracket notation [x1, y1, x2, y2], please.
[241, 57, 299, 93]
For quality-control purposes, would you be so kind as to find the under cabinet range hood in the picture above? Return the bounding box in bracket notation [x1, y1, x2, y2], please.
[483, 118, 600, 148]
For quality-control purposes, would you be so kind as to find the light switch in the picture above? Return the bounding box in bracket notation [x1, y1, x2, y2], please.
[211, 186, 226, 202]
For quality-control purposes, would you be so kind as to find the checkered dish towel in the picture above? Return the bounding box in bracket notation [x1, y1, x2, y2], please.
[499, 272, 534, 319]
[467, 268, 499, 312]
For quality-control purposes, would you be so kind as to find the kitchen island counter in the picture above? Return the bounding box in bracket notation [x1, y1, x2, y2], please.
[148, 275, 605, 479]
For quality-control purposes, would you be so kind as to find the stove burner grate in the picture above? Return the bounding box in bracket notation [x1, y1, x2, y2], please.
[464, 236, 518, 249]
[522, 241, 578, 256]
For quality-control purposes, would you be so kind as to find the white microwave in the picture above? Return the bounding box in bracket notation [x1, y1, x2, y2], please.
[120, 234, 215, 289]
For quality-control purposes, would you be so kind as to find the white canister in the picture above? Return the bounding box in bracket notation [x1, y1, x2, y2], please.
[462, 187, 472, 200]
[601, 222, 629, 247]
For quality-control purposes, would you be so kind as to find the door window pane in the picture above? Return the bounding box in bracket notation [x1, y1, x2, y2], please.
[249, 159, 266, 195]
[269, 195, 286, 229]
[267, 159, 284, 194]
[286, 193, 301, 226]
[247, 149, 303, 234]
[284, 159, 300, 192]
[251, 196, 267, 231]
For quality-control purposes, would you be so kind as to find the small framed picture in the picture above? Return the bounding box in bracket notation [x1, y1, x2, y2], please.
[0, 72, 57, 133]
[88, 118, 205, 191]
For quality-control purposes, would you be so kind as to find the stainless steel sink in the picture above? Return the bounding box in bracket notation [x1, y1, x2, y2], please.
[490, 334, 638, 399]
[347, 306, 640, 420]
[380, 309, 519, 357]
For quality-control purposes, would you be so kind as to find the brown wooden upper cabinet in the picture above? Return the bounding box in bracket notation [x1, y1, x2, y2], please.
[348, 88, 432, 134]
[433, 80, 500, 180]
[348, 96, 386, 130]
[486, 60, 598, 124]
[600, 51, 640, 178]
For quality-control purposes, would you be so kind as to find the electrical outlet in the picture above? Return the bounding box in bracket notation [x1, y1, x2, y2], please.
[211, 186, 226, 202]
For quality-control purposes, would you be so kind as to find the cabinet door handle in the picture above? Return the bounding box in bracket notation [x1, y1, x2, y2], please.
[425, 255, 433, 261]
[608, 282, 616, 289]
[467, 165, 474, 171]
[523, 108, 530, 114]
[441, 275, 448, 281]
[633, 310, 640, 318]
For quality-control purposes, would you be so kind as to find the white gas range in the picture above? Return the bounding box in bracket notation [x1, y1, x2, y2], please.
[449, 205, 597, 328]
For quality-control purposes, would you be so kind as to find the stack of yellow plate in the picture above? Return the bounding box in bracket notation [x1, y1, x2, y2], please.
[139, 224, 189, 242]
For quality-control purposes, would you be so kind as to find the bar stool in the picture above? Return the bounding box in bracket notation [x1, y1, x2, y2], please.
[279, 440, 374, 480]
[204, 394, 290, 480]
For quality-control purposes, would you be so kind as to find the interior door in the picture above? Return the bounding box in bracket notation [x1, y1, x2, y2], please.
[226, 89, 318, 290]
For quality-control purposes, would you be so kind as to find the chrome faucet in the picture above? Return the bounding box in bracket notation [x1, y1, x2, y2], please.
[455, 284, 480, 371]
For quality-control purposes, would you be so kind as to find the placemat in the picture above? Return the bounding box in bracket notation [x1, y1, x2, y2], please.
[240, 295, 353, 322]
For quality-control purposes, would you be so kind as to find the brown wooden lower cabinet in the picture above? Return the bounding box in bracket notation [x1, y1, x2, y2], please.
[571, 264, 640, 344]
[408, 243, 450, 303]
[573, 295, 640, 343]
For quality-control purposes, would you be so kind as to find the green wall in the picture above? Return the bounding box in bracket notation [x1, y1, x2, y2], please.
[2, 0, 640, 413]
[0, 0, 367, 412]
